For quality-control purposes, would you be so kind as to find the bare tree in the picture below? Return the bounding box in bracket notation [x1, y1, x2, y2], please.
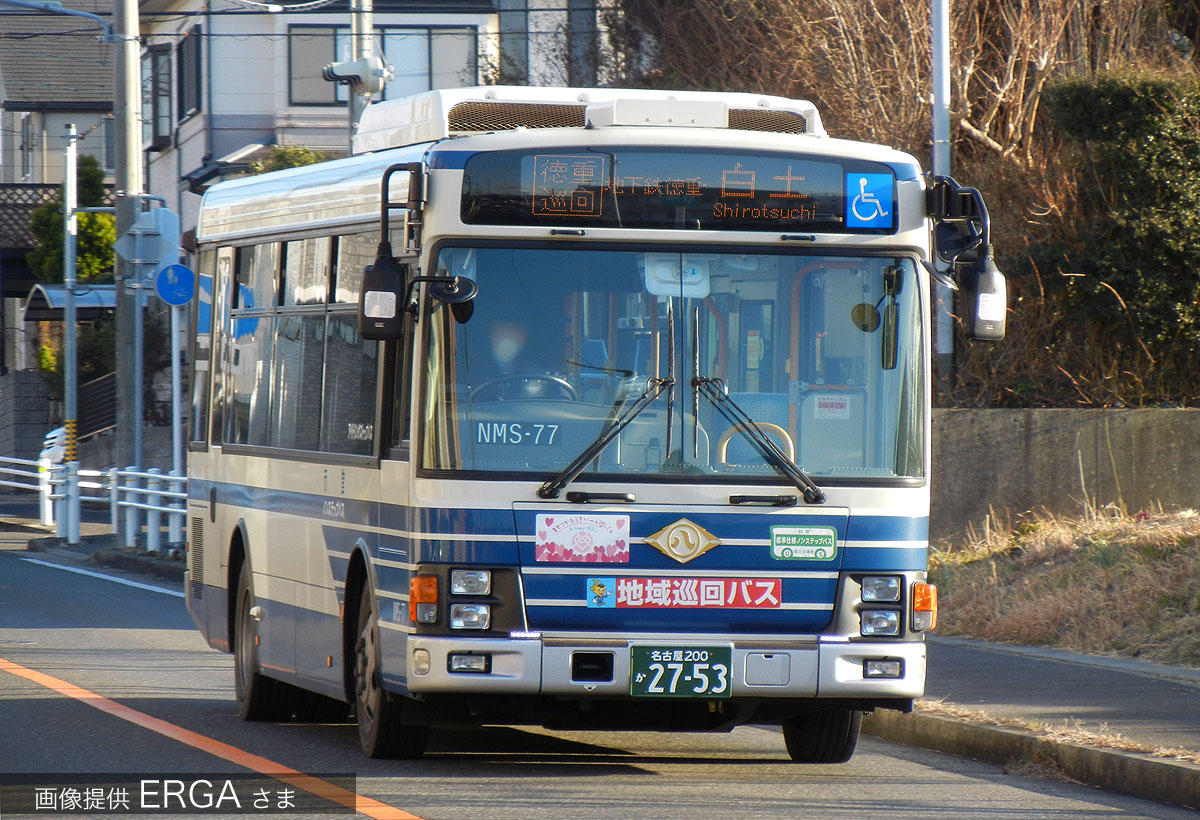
[619, 0, 1181, 166]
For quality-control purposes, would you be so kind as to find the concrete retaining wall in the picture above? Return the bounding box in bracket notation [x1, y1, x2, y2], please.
[76, 425, 175, 474]
[931, 408, 1200, 541]
[0, 370, 51, 461]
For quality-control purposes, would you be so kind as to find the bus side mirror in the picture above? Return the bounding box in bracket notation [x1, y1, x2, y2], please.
[403, 272, 478, 324]
[959, 245, 1007, 341]
[359, 250, 408, 340]
[928, 175, 1006, 342]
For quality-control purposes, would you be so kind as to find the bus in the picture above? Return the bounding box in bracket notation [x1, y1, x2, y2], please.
[186, 86, 1005, 763]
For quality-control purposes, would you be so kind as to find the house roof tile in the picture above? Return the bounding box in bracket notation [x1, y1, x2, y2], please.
[0, 0, 113, 108]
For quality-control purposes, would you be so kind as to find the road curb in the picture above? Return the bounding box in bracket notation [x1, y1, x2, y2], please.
[91, 547, 186, 582]
[26, 533, 120, 553]
[24, 534, 187, 583]
[862, 709, 1200, 810]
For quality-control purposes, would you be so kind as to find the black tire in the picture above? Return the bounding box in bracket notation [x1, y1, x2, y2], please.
[353, 583, 428, 758]
[233, 562, 296, 721]
[781, 709, 862, 763]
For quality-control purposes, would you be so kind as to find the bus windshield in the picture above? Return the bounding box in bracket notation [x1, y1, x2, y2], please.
[420, 246, 924, 482]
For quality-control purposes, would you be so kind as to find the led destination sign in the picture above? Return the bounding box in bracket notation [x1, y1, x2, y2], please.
[460, 148, 896, 233]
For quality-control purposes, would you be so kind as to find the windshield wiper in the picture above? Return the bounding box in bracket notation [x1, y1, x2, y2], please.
[540, 303, 679, 500]
[536, 376, 675, 499]
[692, 377, 826, 505]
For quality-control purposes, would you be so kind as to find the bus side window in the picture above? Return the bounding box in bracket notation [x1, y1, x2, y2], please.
[283, 237, 330, 306]
[226, 244, 279, 447]
[321, 311, 379, 456]
[390, 313, 414, 456]
[324, 233, 383, 457]
[210, 247, 234, 446]
[189, 249, 217, 448]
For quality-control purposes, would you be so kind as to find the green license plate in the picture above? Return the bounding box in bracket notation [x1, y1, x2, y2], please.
[630, 646, 732, 698]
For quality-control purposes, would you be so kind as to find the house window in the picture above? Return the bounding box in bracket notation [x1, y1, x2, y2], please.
[20, 114, 33, 179]
[102, 116, 115, 171]
[499, 0, 529, 84]
[383, 27, 477, 98]
[176, 27, 202, 121]
[288, 25, 477, 106]
[568, 0, 598, 87]
[290, 25, 341, 105]
[142, 45, 173, 149]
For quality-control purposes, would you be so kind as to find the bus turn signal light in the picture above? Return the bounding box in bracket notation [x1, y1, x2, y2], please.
[410, 575, 439, 624]
[912, 583, 937, 631]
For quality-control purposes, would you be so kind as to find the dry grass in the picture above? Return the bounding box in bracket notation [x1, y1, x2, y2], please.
[930, 506, 1200, 667]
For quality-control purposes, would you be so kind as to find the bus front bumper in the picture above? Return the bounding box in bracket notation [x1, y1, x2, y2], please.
[400, 635, 926, 700]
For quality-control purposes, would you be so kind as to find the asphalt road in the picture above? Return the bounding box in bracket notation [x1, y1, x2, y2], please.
[1, 550, 1195, 820]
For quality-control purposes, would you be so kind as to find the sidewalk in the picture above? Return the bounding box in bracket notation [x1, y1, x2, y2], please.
[0, 495, 183, 579]
[868, 643, 1195, 806]
[926, 636, 1200, 752]
[863, 635, 1200, 809]
[2, 496, 1197, 808]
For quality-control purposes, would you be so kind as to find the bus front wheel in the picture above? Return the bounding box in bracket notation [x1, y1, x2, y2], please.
[781, 708, 861, 763]
[234, 563, 295, 721]
[353, 583, 428, 758]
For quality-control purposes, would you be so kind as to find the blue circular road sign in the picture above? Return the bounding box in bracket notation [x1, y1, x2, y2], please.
[156, 264, 195, 306]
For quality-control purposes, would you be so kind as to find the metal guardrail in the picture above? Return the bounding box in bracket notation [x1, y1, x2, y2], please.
[110, 467, 186, 553]
[43, 462, 186, 553]
[6, 430, 187, 553]
[0, 454, 54, 526]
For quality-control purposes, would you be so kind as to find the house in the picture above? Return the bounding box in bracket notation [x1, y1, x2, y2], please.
[3, 0, 612, 371]
[138, 0, 611, 233]
[0, 0, 612, 458]
[0, 0, 115, 375]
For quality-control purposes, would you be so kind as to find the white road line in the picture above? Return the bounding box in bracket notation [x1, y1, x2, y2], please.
[18, 557, 185, 598]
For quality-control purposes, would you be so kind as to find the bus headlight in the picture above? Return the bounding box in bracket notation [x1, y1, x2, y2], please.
[861, 575, 901, 602]
[860, 610, 900, 636]
[450, 603, 491, 630]
[450, 569, 492, 595]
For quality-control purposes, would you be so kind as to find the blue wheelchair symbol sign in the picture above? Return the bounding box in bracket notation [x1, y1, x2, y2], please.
[156, 264, 195, 306]
[846, 173, 894, 229]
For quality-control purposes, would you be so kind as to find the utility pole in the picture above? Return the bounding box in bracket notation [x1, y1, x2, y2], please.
[324, 0, 391, 153]
[114, 0, 144, 471]
[931, 0, 954, 392]
[349, 0, 374, 145]
[62, 125, 78, 464]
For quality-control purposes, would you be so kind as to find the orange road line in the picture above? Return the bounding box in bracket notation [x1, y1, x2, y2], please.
[0, 656, 425, 820]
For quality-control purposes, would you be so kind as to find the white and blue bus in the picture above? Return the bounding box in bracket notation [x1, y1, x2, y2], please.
[186, 86, 1004, 763]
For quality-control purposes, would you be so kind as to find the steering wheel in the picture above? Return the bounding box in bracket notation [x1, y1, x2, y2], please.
[716, 422, 796, 466]
[471, 373, 579, 403]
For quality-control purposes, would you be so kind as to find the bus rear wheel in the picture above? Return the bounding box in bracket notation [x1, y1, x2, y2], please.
[353, 583, 428, 758]
[234, 563, 295, 721]
[781, 708, 862, 763]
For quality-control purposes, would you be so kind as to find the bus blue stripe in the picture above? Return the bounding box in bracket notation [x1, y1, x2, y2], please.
[192, 479, 928, 570]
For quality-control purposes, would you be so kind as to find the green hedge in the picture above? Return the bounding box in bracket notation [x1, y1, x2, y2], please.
[1042, 74, 1200, 370]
